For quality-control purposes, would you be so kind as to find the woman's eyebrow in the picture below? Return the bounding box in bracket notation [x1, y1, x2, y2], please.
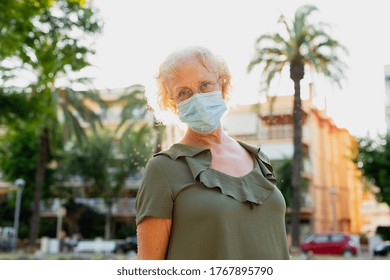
[173, 74, 216, 90]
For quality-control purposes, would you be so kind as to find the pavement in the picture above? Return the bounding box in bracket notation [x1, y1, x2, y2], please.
[0, 251, 138, 260]
[0, 250, 388, 260]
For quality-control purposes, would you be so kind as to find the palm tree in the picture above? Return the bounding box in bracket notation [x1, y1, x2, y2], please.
[28, 88, 105, 248]
[14, 1, 104, 249]
[248, 4, 347, 249]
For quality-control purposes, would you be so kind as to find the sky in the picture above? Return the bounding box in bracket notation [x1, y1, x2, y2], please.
[87, 0, 390, 138]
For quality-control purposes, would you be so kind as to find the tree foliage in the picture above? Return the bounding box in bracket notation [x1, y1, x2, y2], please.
[356, 135, 390, 206]
[0, 0, 49, 60]
[248, 5, 347, 92]
[0, 122, 61, 239]
[0, 0, 104, 248]
[57, 128, 154, 238]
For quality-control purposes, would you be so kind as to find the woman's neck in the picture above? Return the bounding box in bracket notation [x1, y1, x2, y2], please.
[180, 124, 229, 147]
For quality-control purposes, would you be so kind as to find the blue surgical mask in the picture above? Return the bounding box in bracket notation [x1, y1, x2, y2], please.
[177, 91, 227, 133]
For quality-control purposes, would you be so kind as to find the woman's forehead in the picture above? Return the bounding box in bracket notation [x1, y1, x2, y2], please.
[172, 57, 215, 79]
[164, 55, 217, 92]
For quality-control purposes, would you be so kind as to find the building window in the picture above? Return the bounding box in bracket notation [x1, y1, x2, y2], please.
[261, 124, 293, 140]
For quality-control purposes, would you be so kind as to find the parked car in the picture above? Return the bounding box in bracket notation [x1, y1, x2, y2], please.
[373, 241, 390, 256]
[113, 236, 138, 254]
[300, 232, 359, 257]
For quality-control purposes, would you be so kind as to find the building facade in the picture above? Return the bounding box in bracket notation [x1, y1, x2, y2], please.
[222, 95, 363, 238]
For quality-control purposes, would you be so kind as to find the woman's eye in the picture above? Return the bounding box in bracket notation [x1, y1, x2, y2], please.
[200, 82, 211, 90]
[178, 90, 191, 97]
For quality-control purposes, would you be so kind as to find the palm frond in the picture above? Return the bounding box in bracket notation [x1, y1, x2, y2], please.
[115, 84, 150, 133]
[306, 44, 347, 86]
[248, 34, 289, 73]
[293, 5, 319, 47]
[61, 103, 87, 143]
[78, 88, 107, 110]
[63, 88, 103, 131]
[295, 5, 318, 20]
[256, 33, 286, 46]
[119, 122, 151, 145]
[278, 14, 293, 39]
[115, 84, 145, 102]
[53, 87, 104, 143]
[248, 56, 265, 72]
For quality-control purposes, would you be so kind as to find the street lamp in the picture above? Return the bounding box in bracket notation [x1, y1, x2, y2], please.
[13, 178, 25, 251]
[330, 187, 337, 232]
[56, 206, 67, 240]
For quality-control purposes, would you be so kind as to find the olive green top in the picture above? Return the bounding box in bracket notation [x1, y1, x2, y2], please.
[136, 141, 290, 260]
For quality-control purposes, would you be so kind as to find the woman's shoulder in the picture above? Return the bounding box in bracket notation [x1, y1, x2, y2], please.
[236, 140, 271, 161]
[144, 143, 207, 172]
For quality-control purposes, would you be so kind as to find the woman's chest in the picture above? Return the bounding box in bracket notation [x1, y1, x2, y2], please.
[209, 148, 254, 177]
[173, 182, 286, 223]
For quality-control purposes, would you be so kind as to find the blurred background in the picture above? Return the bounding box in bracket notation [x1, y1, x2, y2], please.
[0, 0, 390, 259]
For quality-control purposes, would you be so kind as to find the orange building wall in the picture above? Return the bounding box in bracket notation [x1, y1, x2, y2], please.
[308, 108, 362, 234]
[255, 95, 363, 235]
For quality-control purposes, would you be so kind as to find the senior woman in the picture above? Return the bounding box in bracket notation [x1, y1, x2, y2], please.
[136, 46, 290, 260]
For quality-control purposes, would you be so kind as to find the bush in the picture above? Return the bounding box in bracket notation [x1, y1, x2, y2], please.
[376, 226, 390, 240]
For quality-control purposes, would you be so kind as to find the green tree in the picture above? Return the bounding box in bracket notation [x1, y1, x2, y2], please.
[248, 5, 347, 248]
[0, 89, 31, 124]
[0, 127, 40, 238]
[356, 134, 390, 206]
[0, 0, 49, 60]
[0, 0, 104, 248]
[0, 0, 87, 121]
[0, 118, 61, 239]
[58, 129, 153, 239]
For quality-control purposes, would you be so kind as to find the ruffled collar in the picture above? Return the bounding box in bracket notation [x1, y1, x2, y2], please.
[154, 141, 276, 205]
[155, 140, 260, 160]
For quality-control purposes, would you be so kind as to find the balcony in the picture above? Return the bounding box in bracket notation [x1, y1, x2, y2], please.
[40, 197, 136, 218]
[260, 124, 293, 140]
[74, 197, 137, 217]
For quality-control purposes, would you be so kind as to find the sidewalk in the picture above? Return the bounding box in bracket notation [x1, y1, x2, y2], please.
[0, 251, 138, 260]
[0, 250, 387, 260]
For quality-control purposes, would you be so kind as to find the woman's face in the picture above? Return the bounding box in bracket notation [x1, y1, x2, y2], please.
[166, 56, 221, 105]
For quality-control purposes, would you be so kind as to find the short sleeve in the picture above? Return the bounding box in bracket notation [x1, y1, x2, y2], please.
[135, 156, 174, 225]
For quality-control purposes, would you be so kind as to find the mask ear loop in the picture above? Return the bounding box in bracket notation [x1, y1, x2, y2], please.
[218, 76, 227, 101]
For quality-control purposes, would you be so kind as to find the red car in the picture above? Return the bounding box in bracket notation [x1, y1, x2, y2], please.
[300, 233, 359, 256]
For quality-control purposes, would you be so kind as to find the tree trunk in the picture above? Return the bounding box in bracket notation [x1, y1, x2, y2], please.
[28, 127, 49, 250]
[104, 200, 112, 239]
[290, 61, 304, 249]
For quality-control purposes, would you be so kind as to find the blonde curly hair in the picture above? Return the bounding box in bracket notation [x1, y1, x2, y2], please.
[156, 46, 231, 113]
